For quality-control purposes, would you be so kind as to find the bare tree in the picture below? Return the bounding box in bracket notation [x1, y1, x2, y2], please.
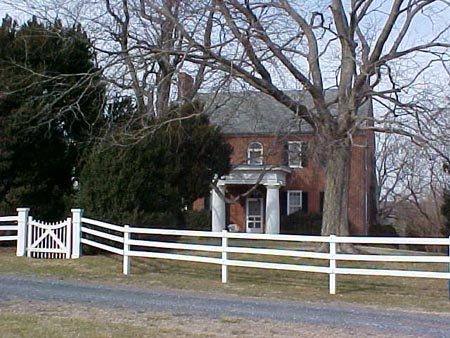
[163, 0, 450, 239]
[376, 133, 447, 240]
[5, 1, 450, 240]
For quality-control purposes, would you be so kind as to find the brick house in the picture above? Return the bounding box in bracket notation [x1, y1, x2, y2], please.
[194, 91, 376, 236]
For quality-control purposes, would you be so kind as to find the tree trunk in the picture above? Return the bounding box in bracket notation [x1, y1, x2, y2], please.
[320, 139, 356, 253]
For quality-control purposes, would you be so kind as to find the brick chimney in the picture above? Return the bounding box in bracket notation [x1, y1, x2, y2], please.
[177, 72, 195, 102]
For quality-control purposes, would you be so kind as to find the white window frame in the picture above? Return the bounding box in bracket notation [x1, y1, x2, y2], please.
[247, 142, 263, 166]
[288, 141, 305, 168]
[287, 190, 303, 215]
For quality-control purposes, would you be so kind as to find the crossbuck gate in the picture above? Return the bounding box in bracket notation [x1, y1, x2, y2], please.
[27, 217, 72, 259]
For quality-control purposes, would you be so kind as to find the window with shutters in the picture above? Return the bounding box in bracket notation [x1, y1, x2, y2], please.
[287, 190, 304, 215]
[248, 142, 263, 165]
[288, 141, 307, 168]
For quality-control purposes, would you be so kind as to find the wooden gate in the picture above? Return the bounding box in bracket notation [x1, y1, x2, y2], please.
[27, 217, 72, 259]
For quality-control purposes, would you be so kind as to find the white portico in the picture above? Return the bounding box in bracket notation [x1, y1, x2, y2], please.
[211, 165, 291, 234]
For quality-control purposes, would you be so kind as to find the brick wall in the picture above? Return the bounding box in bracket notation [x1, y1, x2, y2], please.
[194, 132, 375, 235]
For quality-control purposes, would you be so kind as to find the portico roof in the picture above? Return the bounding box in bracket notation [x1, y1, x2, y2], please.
[219, 165, 291, 186]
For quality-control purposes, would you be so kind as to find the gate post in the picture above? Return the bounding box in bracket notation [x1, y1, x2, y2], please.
[71, 209, 83, 259]
[16, 208, 30, 257]
[16, 208, 29, 257]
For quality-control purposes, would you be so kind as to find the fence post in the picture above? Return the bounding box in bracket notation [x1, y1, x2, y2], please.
[222, 229, 228, 283]
[16, 208, 29, 257]
[123, 225, 131, 275]
[71, 209, 83, 259]
[329, 235, 336, 295]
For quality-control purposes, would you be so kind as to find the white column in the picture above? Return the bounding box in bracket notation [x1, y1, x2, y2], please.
[16, 208, 30, 257]
[212, 184, 226, 232]
[265, 184, 280, 234]
[71, 208, 83, 259]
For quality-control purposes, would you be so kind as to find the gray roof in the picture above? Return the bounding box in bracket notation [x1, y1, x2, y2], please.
[201, 90, 370, 135]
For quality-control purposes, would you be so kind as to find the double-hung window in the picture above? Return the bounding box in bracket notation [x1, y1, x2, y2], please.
[287, 190, 303, 215]
[248, 142, 263, 166]
[288, 141, 307, 168]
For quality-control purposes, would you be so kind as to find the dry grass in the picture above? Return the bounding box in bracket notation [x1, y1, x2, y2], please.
[0, 299, 414, 338]
[0, 241, 449, 313]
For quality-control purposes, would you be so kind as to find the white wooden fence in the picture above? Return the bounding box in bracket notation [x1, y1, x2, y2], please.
[1, 208, 450, 295]
[80, 215, 450, 295]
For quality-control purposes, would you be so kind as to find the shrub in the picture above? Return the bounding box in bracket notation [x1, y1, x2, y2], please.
[183, 209, 211, 231]
[132, 212, 180, 229]
[78, 102, 232, 225]
[280, 211, 322, 235]
[368, 223, 399, 237]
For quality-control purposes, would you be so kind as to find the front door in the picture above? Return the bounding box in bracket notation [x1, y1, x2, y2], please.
[246, 197, 263, 233]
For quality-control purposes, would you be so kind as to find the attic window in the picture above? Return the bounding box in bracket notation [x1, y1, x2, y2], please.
[248, 142, 263, 166]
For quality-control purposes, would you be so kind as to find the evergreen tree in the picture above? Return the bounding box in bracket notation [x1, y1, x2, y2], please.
[0, 16, 104, 220]
[78, 102, 232, 226]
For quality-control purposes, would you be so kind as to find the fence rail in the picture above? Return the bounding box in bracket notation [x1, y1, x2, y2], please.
[0, 216, 19, 223]
[0, 216, 18, 242]
[80, 217, 124, 255]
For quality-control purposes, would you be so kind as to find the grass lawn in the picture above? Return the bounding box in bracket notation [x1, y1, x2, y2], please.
[0, 299, 407, 338]
[0, 239, 450, 313]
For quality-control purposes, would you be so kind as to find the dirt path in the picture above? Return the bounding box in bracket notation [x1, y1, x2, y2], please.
[1, 274, 449, 337]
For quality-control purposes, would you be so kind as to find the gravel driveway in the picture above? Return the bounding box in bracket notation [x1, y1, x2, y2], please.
[1, 274, 450, 337]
